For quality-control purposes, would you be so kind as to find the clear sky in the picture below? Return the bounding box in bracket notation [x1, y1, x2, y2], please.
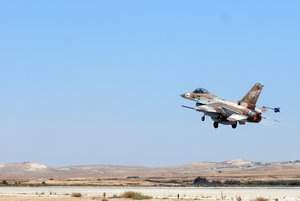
[0, 1, 299, 167]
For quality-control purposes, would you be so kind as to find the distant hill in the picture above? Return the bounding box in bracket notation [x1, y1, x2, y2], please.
[1, 160, 300, 186]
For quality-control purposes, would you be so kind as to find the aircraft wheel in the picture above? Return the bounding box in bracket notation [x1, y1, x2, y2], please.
[213, 122, 219, 128]
[232, 123, 237, 129]
[201, 116, 205, 121]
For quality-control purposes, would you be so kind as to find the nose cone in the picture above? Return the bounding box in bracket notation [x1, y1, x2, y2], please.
[180, 93, 186, 98]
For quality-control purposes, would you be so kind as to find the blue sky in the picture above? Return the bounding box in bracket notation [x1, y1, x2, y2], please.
[0, 1, 299, 166]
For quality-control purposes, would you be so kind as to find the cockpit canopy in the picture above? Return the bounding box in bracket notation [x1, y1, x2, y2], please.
[193, 88, 210, 94]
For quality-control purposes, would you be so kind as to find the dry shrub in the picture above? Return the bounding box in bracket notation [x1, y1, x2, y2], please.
[120, 191, 152, 200]
[254, 197, 268, 201]
[71, 192, 82, 197]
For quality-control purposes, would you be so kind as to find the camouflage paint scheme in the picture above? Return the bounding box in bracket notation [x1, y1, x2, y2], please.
[181, 83, 278, 129]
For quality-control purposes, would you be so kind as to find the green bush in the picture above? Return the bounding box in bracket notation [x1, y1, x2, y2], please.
[120, 191, 152, 200]
[193, 177, 209, 185]
[224, 180, 241, 185]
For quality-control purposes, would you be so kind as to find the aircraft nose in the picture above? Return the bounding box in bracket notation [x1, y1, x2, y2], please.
[180, 93, 186, 98]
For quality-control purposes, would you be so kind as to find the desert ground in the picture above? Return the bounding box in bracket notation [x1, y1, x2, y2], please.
[1, 187, 300, 201]
[1, 161, 300, 201]
[1, 160, 300, 187]
[0, 197, 187, 201]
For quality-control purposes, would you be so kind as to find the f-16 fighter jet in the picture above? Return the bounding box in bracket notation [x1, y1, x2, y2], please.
[181, 83, 280, 129]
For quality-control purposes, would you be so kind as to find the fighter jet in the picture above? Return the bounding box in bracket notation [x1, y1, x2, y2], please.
[181, 83, 280, 129]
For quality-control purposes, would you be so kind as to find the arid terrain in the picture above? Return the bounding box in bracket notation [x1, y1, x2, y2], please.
[1, 186, 300, 201]
[1, 160, 300, 186]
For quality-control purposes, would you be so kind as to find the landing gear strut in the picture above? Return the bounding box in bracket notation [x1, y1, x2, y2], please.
[213, 122, 219, 128]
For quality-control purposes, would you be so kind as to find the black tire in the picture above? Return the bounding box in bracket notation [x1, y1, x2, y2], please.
[232, 123, 237, 129]
[201, 116, 205, 121]
[213, 122, 219, 128]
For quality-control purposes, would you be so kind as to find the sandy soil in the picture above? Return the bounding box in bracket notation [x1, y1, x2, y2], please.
[1, 187, 300, 201]
[0, 195, 299, 201]
[0, 195, 93, 201]
[0, 197, 180, 201]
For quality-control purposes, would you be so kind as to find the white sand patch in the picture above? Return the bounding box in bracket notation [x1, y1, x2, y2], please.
[25, 163, 48, 171]
[57, 168, 70, 171]
[225, 159, 252, 165]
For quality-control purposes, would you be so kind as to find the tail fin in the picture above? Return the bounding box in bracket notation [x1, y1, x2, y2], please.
[238, 83, 264, 109]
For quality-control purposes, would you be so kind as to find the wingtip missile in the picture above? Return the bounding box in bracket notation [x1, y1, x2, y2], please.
[262, 106, 280, 113]
[181, 105, 196, 110]
[274, 107, 280, 113]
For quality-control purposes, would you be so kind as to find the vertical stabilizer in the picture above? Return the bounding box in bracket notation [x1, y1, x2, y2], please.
[239, 83, 264, 109]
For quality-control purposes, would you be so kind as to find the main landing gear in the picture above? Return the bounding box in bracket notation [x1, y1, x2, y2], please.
[213, 122, 237, 129]
[231, 122, 237, 129]
[201, 115, 205, 121]
[213, 121, 219, 128]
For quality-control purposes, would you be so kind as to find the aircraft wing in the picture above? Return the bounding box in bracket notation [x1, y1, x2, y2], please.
[227, 114, 248, 122]
[182, 104, 235, 115]
[181, 105, 217, 113]
[196, 105, 218, 113]
[220, 106, 248, 122]
[182, 104, 248, 122]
